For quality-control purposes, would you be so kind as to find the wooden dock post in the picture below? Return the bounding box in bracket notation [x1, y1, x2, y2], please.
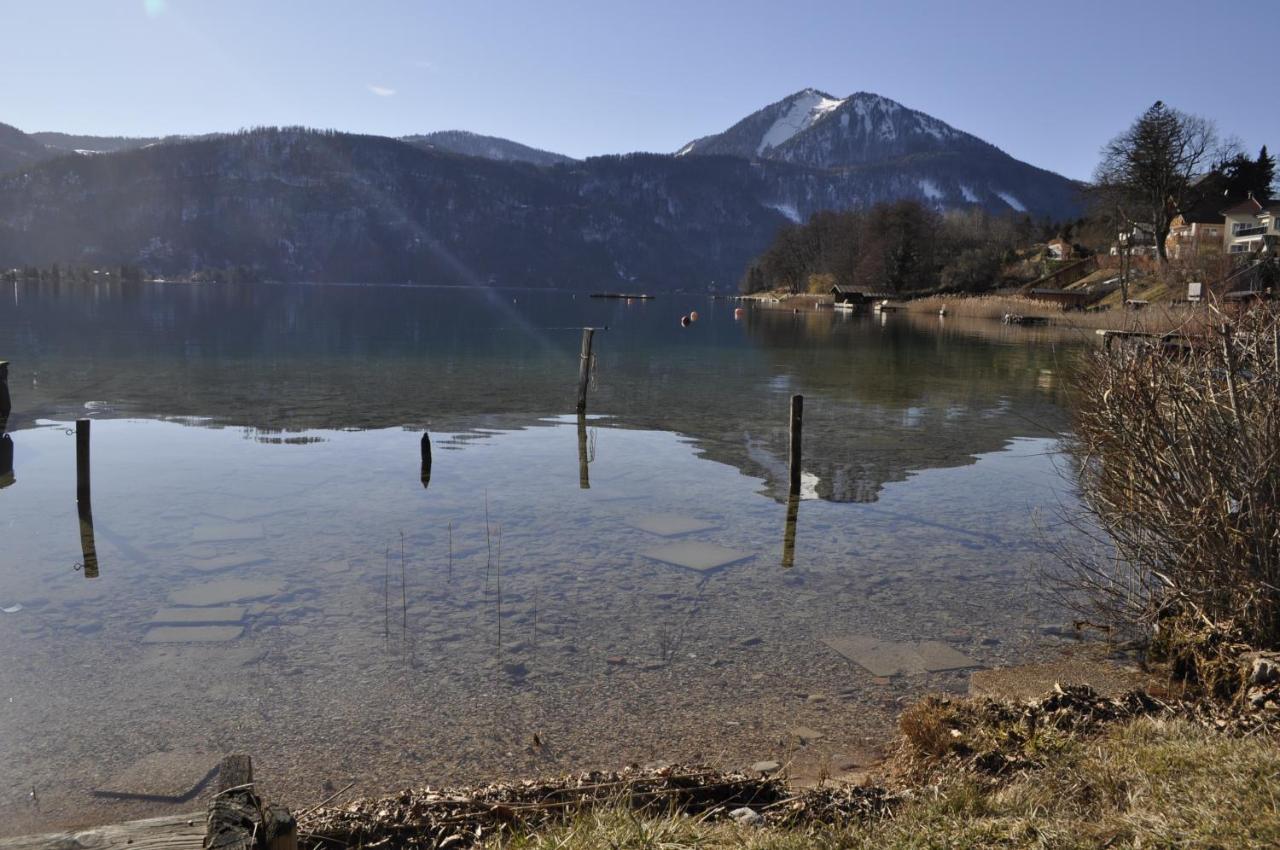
[576, 328, 595, 414]
[788, 394, 803, 496]
[205, 755, 296, 850]
[577, 413, 590, 489]
[76, 418, 91, 501]
[0, 360, 10, 426]
[420, 431, 432, 489]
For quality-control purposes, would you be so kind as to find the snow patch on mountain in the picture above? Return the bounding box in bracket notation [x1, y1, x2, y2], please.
[918, 178, 942, 201]
[757, 90, 845, 155]
[959, 184, 979, 203]
[766, 201, 803, 223]
[994, 190, 1027, 212]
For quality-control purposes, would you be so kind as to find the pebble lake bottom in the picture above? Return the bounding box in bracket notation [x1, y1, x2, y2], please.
[0, 282, 1091, 834]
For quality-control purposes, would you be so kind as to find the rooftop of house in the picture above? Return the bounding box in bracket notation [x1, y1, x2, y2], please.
[1223, 196, 1264, 217]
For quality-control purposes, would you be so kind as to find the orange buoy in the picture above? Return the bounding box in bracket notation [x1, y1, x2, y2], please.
[680, 314, 691, 327]
[734, 307, 745, 319]
[689, 310, 699, 322]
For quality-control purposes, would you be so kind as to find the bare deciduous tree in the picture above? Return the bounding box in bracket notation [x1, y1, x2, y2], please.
[1093, 101, 1230, 265]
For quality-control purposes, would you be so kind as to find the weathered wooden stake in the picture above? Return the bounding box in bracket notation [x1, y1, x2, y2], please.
[576, 328, 595, 414]
[577, 413, 590, 489]
[788, 394, 803, 496]
[781, 492, 799, 569]
[205, 754, 296, 850]
[76, 418, 91, 501]
[420, 431, 432, 489]
[0, 360, 10, 425]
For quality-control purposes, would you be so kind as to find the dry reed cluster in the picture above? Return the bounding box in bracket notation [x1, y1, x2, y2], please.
[1064, 304, 1280, 648]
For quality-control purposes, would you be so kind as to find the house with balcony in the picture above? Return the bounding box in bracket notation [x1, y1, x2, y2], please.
[1223, 195, 1280, 255]
[1166, 203, 1224, 259]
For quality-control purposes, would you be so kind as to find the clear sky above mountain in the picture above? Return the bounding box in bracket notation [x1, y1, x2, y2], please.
[4, 0, 1276, 181]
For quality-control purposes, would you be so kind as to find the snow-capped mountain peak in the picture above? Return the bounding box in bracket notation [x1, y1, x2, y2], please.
[756, 89, 845, 155]
[676, 89, 989, 169]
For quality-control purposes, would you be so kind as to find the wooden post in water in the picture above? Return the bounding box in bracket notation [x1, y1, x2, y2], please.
[788, 394, 803, 496]
[781, 492, 799, 569]
[0, 361, 10, 426]
[76, 418, 91, 501]
[576, 327, 595, 414]
[577, 413, 590, 489]
[420, 431, 432, 489]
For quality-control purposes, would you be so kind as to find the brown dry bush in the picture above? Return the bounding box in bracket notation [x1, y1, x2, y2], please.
[1063, 303, 1280, 651]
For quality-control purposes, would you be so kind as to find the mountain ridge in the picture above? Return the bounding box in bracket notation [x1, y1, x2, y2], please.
[0, 90, 1082, 289]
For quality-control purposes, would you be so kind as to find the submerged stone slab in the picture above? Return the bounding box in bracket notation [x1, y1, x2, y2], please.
[93, 749, 218, 802]
[186, 553, 270, 574]
[168, 578, 283, 607]
[191, 522, 265, 544]
[823, 635, 979, 677]
[641, 541, 752, 573]
[628, 513, 719, 537]
[142, 625, 244, 643]
[150, 606, 246, 626]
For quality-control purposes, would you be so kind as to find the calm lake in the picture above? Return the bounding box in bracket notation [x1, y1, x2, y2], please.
[0, 282, 1089, 833]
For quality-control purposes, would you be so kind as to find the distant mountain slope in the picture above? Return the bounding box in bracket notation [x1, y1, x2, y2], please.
[402, 130, 575, 166]
[0, 122, 56, 173]
[30, 132, 161, 154]
[0, 129, 784, 288]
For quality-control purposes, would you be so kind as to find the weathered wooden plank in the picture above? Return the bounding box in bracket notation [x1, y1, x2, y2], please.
[0, 814, 203, 850]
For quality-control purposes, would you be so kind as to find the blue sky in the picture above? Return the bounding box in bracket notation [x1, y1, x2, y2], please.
[3, 0, 1276, 180]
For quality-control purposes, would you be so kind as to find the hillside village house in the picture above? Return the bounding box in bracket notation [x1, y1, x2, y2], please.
[1166, 205, 1224, 259]
[1111, 222, 1157, 257]
[1046, 237, 1073, 260]
[1224, 195, 1280, 255]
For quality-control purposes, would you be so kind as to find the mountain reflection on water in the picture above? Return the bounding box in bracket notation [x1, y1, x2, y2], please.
[0, 280, 1075, 504]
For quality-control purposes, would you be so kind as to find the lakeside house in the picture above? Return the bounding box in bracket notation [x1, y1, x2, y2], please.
[1046, 237, 1073, 260]
[1224, 194, 1280, 255]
